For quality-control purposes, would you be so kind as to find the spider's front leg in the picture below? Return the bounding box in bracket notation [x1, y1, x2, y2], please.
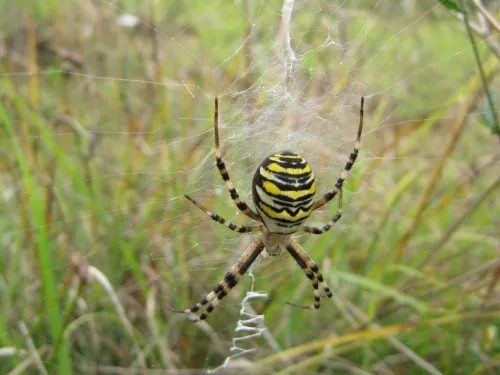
[213, 98, 261, 222]
[286, 239, 332, 310]
[166, 237, 265, 322]
[184, 194, 262, 233]
[312, 96, 364, 212]
[302, 189, 343, 235]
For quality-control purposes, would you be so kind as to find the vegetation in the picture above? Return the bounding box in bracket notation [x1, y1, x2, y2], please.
[0, 1, 498, 374]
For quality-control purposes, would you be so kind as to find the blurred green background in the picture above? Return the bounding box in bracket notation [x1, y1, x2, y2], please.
[1, 0, 499, 374]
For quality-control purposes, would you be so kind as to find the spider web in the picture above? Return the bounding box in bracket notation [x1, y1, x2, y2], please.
[1, 0, 499, 373]
[208, 268, 280, 374]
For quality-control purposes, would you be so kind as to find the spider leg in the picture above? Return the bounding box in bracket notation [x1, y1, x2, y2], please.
[286, 239, 332, 309]
[312, 97, 363, 211]
[184, 194, 263, 233]
[213, 98, 261, 221]
[302, 189, 343, 235]
[167, 237, 265, 322]
[286, 267, 321, 310]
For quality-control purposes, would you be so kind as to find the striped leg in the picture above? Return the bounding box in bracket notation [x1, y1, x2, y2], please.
[214, 98, 261, 221]
[184, 195, 262, 233]
[286, 262, 322, 310]
[302, 189, 343, 235]
[166, 237, 265, 322]
[286, 239, 332, 309]
[312, 97, 364, 211]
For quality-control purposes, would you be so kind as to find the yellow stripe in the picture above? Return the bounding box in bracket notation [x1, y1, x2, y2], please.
[260, 167, 314, 186]
[267, 162, 311, 175]
[259, 167, 277, 181]
[273, 153, 304, 159]
[262, 180, 316, 199]
[259, 202, 312, 221]
[269, 156, 306, 164]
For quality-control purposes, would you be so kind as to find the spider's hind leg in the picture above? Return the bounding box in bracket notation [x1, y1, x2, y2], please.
[285, 239, 333, 310]
[166, 237, 265, 322]
[286, 268, 322, 310]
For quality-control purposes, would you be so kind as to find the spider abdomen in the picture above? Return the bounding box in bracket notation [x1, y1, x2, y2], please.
[252, 151, 316, 234]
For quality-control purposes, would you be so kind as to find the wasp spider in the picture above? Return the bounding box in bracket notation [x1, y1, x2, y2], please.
[167, 97, 364, 322]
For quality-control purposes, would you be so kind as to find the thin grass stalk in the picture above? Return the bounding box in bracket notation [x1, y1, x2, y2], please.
[274, 342, 364, 375]
[417, 175, 500, 269]
[0, 100, 72, 373]
[345, 299, 444, 375]
[87, 266, 146, 367]
[471, 0, 500, 33]
[254, 310, 499, 371]
[391, 78, 480, 263]
[17, 321, 48, 375]
[27, 20, 38, 108]
[462, 0, 499, 135]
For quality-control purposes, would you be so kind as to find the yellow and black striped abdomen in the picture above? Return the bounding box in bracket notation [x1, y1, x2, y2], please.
[252, 151, 316, 234]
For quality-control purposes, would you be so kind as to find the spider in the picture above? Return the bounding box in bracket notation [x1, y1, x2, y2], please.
[166, 97, 364, 322]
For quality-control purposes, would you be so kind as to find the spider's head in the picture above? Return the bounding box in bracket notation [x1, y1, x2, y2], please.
[252, 150, 316, 235]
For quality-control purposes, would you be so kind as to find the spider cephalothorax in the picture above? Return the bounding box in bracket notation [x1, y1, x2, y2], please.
[166, 97, 364, 322]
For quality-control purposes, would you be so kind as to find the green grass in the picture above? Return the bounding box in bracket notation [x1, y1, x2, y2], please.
[1, 1, 499, 374]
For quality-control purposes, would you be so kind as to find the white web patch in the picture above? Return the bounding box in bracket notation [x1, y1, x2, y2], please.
[208, 268, 280, 374]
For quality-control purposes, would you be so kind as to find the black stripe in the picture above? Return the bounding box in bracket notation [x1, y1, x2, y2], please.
[324, 189, 339, 201]
[224, 272, 237, 288]
[258, 199, 313, 217]
[217, 290, 227, 299]
[259, 206, 310, 224]
[344, 151, 358, 171]
[286, 244, 307, 269]
[263, 165, 310, 178]
[236, 202, 248, 210]
[214, 284, 223, 294]
[259, 168, 310, 190]
[219, 169, 229, 181]
[263, 172, 314, 186]
[258, 188, 315, 204]
[270, 196, 314, 209]
[266, 159, 307, 169]
[259, 174, 315, 192]
[239, 243, 265, 275]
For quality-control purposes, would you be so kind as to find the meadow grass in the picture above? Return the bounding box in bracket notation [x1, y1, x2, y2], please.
[0, 1, 499, 374]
